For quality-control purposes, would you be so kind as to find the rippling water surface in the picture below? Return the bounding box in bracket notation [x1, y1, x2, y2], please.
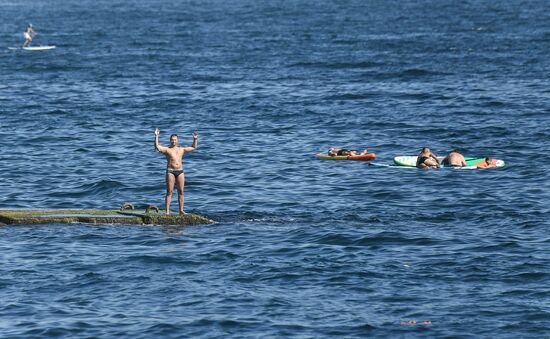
[1, 0, 549, 337]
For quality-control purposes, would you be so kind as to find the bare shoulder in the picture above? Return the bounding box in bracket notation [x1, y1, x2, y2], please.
[156, 145, 168, 153]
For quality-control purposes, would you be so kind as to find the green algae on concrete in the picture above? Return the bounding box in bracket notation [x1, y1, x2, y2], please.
[0, 209, 143, 225]
[0, 209, 214, 226]
[118, 210, 215, 225]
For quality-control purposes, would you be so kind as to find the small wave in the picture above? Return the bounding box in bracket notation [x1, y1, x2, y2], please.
[311, 231, 439, 247]
[338, 214, 382, 223]
[393, 92, 437, 101]
[127, 254, 193, 265]
[71, 272, 105, 286]
[482, 100, 507, 108]
[30, 64, 87, 72]
[80, 179, 126, 191]
[207, 210, 297, 224]
[147, 322, 181, 331]
[331, 38, 360, 45]
[190, 74, 225, 82]
[90, 30, 107, 37]
[288, 61, 385, 69]
[507, 272, 547, 281]
[400, 68, 436, 77]
[324, 92, 379, 101]
[49, 179, 126, 198]
[361, 68, 445, 81]
[353, 234, 438, 247]
[45, 109, 69, 115]
[27, 135, 79, 143]
[200, 249, 239, 261]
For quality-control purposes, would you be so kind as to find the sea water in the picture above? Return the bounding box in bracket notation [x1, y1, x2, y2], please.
[0, 0, 549, 337]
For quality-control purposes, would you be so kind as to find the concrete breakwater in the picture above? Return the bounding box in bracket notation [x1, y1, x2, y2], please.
[0, 209, 215, 226]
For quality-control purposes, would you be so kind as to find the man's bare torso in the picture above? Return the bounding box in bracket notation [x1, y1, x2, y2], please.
[446, 152, 466, 166]
[165, 146, 185, 170]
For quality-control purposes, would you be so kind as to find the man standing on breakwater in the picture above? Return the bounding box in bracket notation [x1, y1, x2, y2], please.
[154, 128, 198, 215]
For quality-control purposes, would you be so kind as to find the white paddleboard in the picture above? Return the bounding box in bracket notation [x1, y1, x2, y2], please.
[8, 45, 56, 51]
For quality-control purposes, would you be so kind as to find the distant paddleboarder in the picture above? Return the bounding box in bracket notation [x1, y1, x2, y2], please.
[154, 128, 198, 215]
[23, 23, 34, 47]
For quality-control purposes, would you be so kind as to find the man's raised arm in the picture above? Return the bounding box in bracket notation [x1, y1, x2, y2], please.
[183, 130, 198, 152]
[154, 128, 167, 153]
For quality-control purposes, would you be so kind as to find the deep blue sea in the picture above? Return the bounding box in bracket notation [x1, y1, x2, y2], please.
[1, 0, 549, 337]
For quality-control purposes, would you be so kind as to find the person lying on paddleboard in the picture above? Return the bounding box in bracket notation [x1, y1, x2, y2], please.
[416, 147, 439, 168]
[476, 157, 498, 169]
[328, 148, 368, 156]
[154, 128, 198, 215]
[441, 149, 467, 167]
[23, 23, 34, 47]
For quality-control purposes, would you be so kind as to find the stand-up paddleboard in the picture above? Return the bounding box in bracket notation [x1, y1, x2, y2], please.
[393, 156, 505, 169]
[8, 45, 56, 51]
[316, 153, 376, 161]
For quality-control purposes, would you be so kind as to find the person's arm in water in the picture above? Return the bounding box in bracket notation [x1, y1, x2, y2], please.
[154, 128, 168, 153]
[182, 130, 198, 152]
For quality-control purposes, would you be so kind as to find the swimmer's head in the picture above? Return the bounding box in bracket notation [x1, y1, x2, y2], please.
[485, 157, 496, 166]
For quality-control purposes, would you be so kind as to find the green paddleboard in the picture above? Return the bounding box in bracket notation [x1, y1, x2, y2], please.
[393, 156, 505, 168]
